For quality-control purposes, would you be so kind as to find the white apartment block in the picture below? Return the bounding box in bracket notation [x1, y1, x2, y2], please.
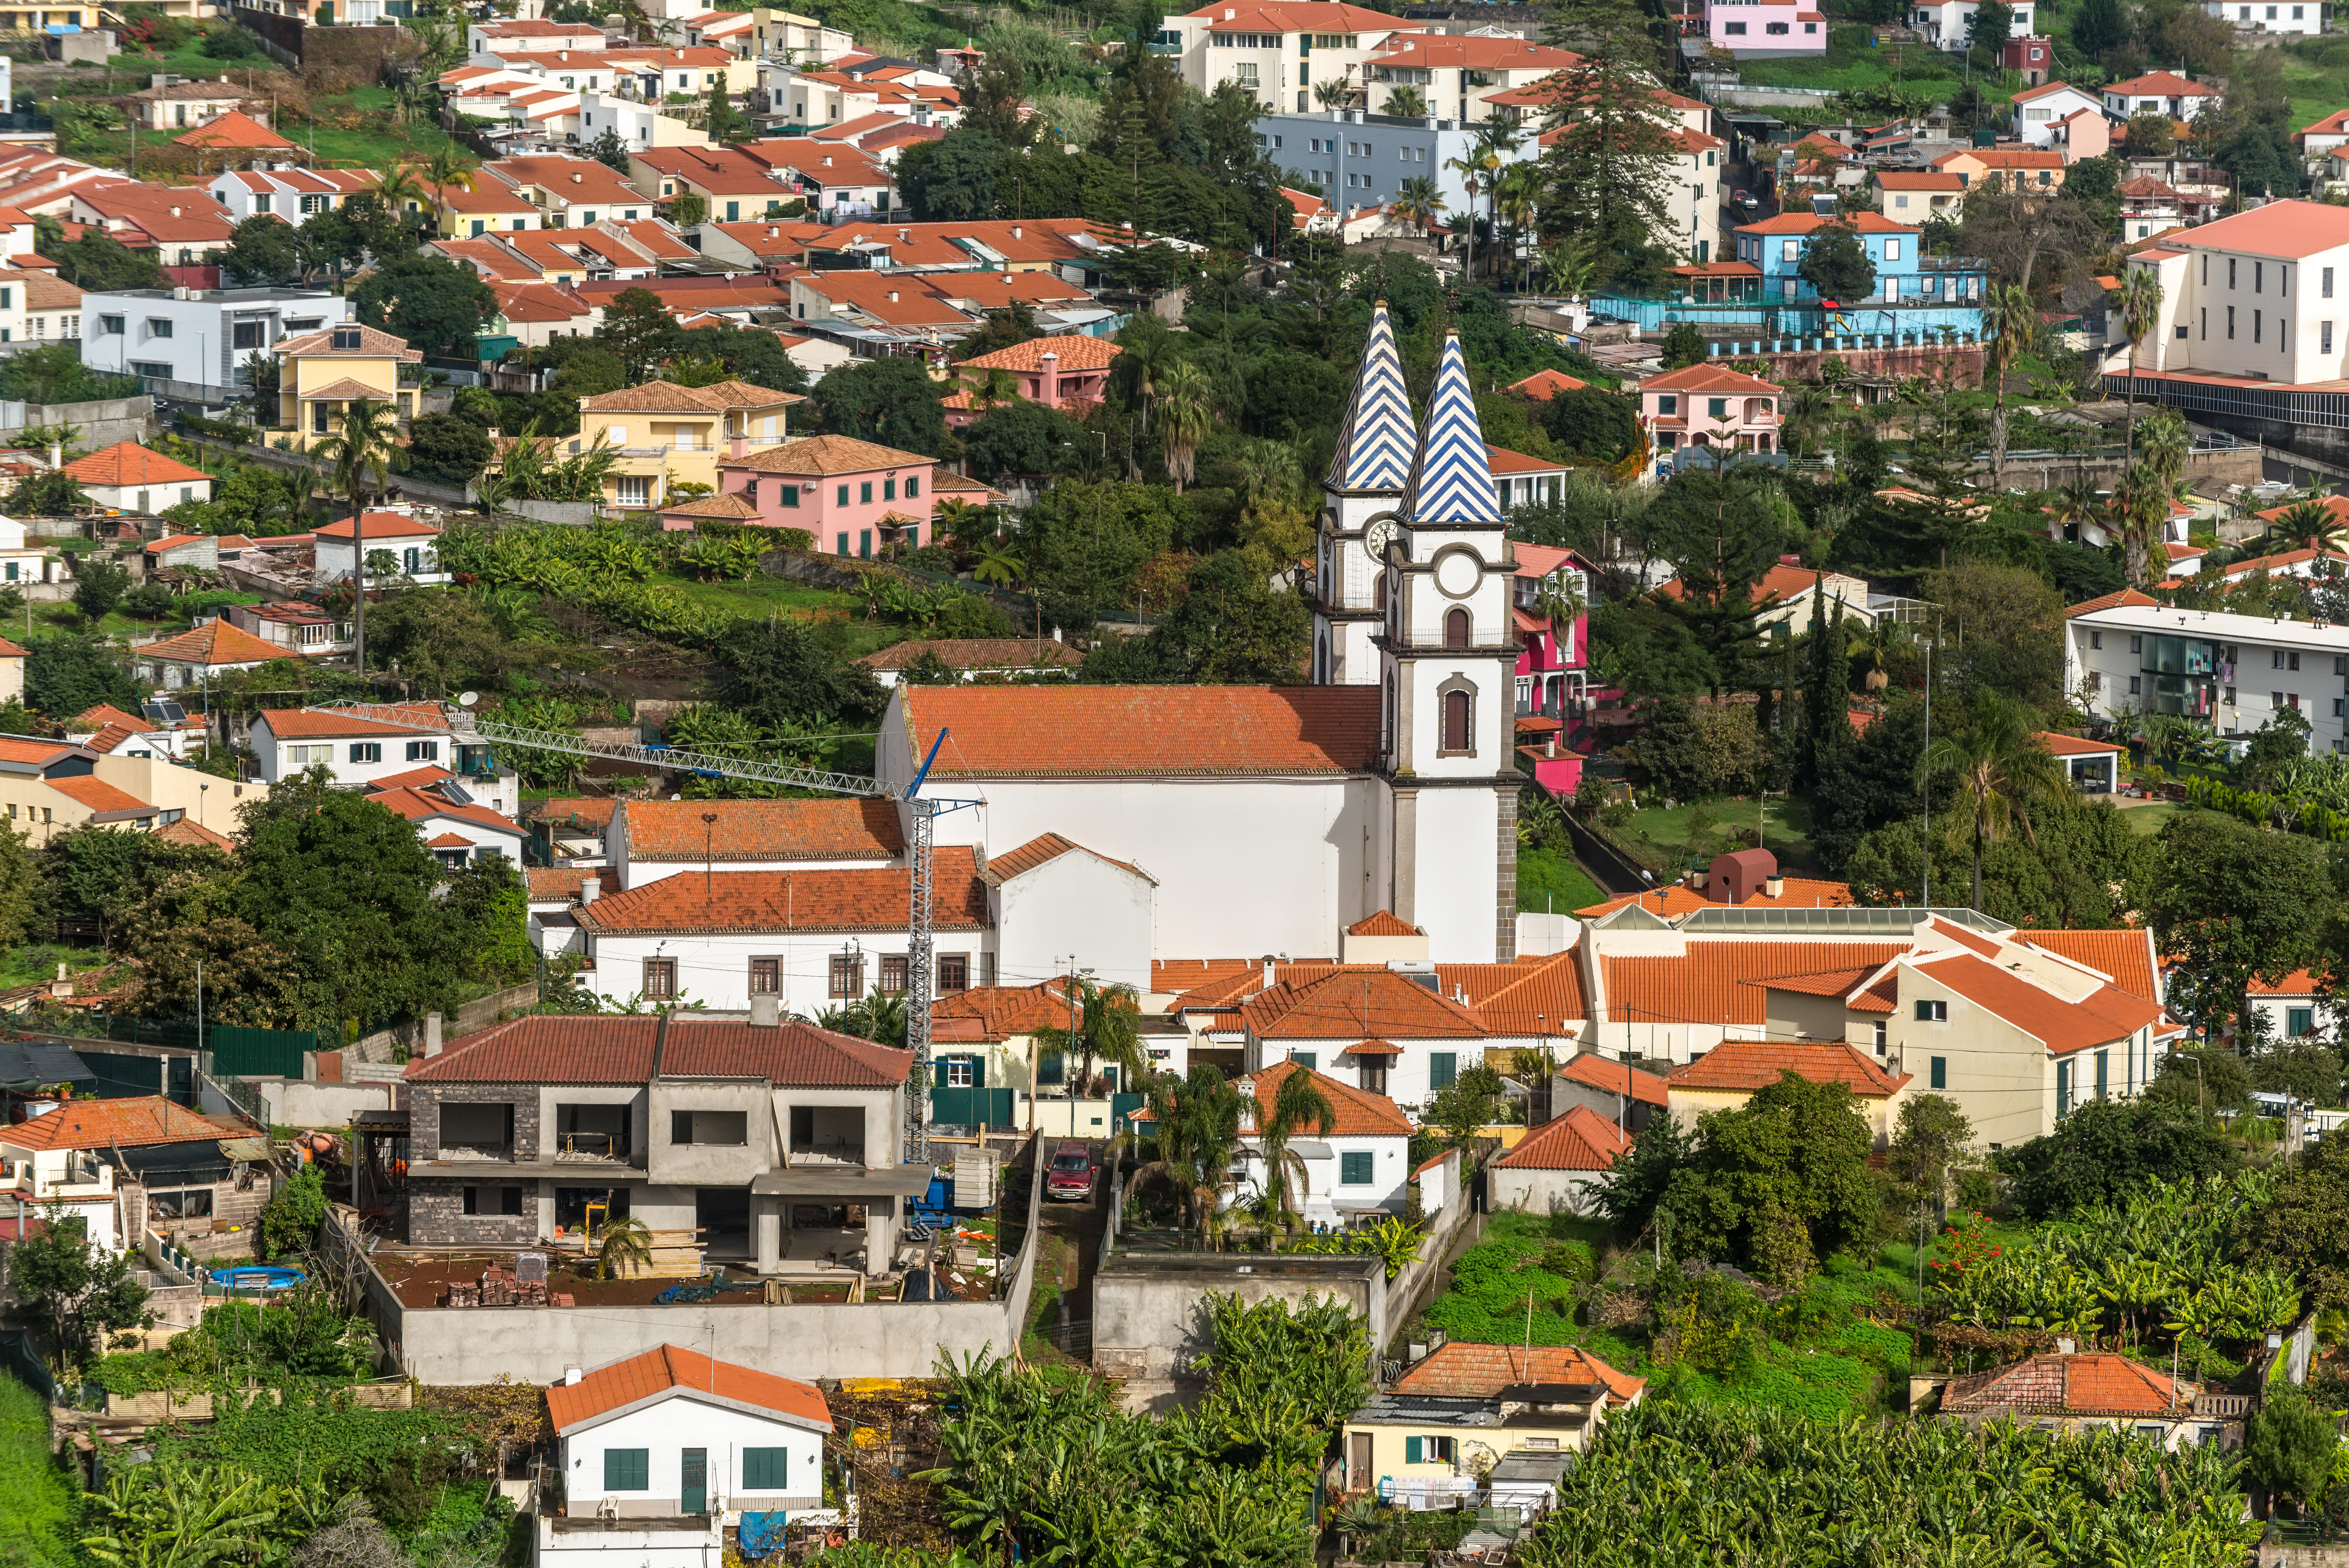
[80, 287, 349, 398]
[2066, 599, 2349, 754]
[2204, 0, 2321, 33]
[1909, 0, 2036, 48]
[1162, 0, 1425, 115]
[2121, 200, 2349, 385]
[2012, 81, 2103, 146]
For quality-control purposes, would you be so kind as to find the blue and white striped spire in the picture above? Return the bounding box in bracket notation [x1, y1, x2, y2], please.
[1399, 332, 1499, 526]
[1325, 300, 1415, 494]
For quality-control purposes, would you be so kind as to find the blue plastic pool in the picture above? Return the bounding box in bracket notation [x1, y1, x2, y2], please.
[212, 1265, 304, 1292]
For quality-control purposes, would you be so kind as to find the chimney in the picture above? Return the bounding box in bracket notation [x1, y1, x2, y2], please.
[1012, 224, 1021, 238]
[2057, 1337, 2076, 1356]
[1261, 955, 1277, 990]
[424, 1012, 444, 1057]
[1765, 875, 1785, 898]
[749, 993, 784, 1026]
[1039, 349, 1059, 407]
[572, 171, 583, 182]
[886, 289, 898, 301]
[1544, 734, 1555, 757]
[563, 1366, 585, 1384]
[730, 434, 745, 460]
[580, 875, 601, 904]
[169, 206, 181, 218]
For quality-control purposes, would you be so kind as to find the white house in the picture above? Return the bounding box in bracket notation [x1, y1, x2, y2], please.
[313, 511, 447, 586]
[572, 849, 994, 1013]
[1486, 1103, 1631, 1215]
[2011, 81, 2106, 147]
[2204, 0, 2321, 32]
[2247, 968, 2336, 1043]
[1908, 0, 2037, 48]
[2101, 70, 2221, 123]
[78, 287, 350, 399]
[247, 704, 519, 816]
[980, 832, 1154, 1001]
[1158, 0, 1425, 116]
[542, 1345, 831, 1568]
[0, 513, 66, 588]
[1225, 1060, 1413, 1226]
[366, 780, 528, 868]
[59, 442, 214, 516]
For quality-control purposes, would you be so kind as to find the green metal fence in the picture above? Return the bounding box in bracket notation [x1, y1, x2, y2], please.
[86, 1016, 315, 1079]
[932, 1085, 1017, 1128]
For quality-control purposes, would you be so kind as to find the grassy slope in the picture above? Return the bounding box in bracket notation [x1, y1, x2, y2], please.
[1519, 845, 1608, 914]
[1621, 795, 1820, 873]
[1736, 22, 2027, 105]
[2119, 799, 2187, 835]
[0, 1376, 73, 1568]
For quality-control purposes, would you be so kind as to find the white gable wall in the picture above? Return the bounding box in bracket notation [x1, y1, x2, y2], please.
[560, 1393, 826, 1515]
[989, 850, 1153, 996]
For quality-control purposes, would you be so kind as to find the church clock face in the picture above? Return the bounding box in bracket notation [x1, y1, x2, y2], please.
[1361, 518, 1398, 564]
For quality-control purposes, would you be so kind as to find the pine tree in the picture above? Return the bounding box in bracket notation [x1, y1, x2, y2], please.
[1537, 0, 1684, 283]
[702, 77, 749, 144]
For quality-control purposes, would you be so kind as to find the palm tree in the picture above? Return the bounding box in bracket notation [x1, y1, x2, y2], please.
[1540, 241, 1594, 301]
[376, 162, 433, 235]
[1030, 978, 1144, 1099]
[594, 1215, 656, 1279]
[1382, 83, 1427, 117]
[1252, 1066, 1334, 1233]
[423, 144, 478, 199]
[2111, 461, 2171, 589]
[1469, 121, 1521, 281]
[1156, 359, 1216, 493]
[958, 366, 1019, 411]
[2139, 406, 2190, 497]
[1984, 282, 2039, 487]
[933, 495, 990, 553]
[2116, 268, 2165, 458]
[1495, 162, 1542, 292]
[2266, 496, 2349, 558]
[2048, 474, 2103, 544]
[312, 397, 401, 675]
[1119, 322, 1178, 433]
[1393, 174, 1446, 237]
[1925, 692, 2071, 912]
[972, 540, 1024, 587]
[1312, 76, 1353, 110]
[1131, 1064, 1246, 1235]
[1527, 568, 1584, 655]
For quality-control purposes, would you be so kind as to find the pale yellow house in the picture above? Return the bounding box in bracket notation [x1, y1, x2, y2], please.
[274, 323, 424, 452]
[570, 378, 804, 511]
[1665, 1039, 1912, 1147]
[0, 736, 264, 848]
[1341, 1343, 1644, 1502]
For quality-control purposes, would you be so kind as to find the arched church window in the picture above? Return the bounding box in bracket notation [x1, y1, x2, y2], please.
[1445, 608, 1470, 649]
[1442, 689, 1471, 754]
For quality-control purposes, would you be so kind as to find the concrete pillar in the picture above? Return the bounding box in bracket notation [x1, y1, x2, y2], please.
[424, 1012, 444, 1057]
[538, 1180, 554, 1240]
[863, 1202, 893, 1278]
[754, 1197, 780, 1274]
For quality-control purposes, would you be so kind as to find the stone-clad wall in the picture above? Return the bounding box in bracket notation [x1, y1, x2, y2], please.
[409, 1081, 542, 1161]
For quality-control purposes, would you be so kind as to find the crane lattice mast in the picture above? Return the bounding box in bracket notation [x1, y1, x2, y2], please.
[311, 702, 953, 1162]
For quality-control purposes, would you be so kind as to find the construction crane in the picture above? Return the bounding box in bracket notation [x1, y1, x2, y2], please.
[312, 701, 964, 1162]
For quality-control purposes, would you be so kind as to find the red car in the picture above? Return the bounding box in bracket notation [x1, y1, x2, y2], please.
[1046, 1141, 1094, 1201]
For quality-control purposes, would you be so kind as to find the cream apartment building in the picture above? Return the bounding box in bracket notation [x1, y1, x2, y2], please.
[1162, 0, 1426, 115]
[2065, 594, 2349, 756]
[568, 379, 806, 511]
[2118, 198, 2349, 383]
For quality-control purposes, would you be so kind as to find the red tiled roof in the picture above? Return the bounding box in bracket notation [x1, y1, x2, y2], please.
[1577, 877, 1853, 919]
[1242, 968, 1485, 1041]
[367, 787, 526, 839]
[528, 796, 619, 831]
[258, 702, 447, 739]
[0, 1095, 243, 1151]
[2038, 730, 2122, 757]
[1466, 951, 1589, 1033]
[1927, 916, 2003, 958]
[364, 764, 456, 792]
[1506, 368, 1590, 399]
[902, 687, 1375, 777]
[1245, 1057, 1410, 1137]
[71, 703, 145, 732]
[1941, 1352, 2185, 1417]
[1390, 1341, 1644, 1403]
[620, 798, 902, 863]
[173, 111, 295, 151]
[1915, 951, 2160, 1056]
[1492, 1103, 1629, 1172]
[61, 441, 209, 486]
[525, 866, 616, 902]
[2247, 968, 2318, 997]
[45, 775, 155, 817]
[1557, 1051, 1668, 1108]
[955, 335, 1121, 374]
[1346, 910, 1422, 937]
[1669, 1039, 1910, 1098]
[2063, 587, 2158, 617]
[546, 1344, 833, 1434]
[315, 511, 439, 540]
[155, 817, 233, 851]
[407, 1014, 913, 1086]
[574, 850, 989, 935]
[930, 979, 1076, 1042]
[977, 832, 1148, 885]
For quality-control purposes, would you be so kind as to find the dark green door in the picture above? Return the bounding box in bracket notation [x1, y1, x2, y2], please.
[681, 1450, 707, 1515]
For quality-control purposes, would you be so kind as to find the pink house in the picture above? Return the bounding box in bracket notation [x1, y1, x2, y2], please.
[1513, 543, 1595, 796]
[1639, 363, 1783, 479]
[942, 335, 1121, 430]
[1707, 0, 1826, 56]
[675, 434, 941, 558]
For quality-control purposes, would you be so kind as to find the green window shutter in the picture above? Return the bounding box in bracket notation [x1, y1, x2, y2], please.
[972, 1055, 986, 1088]
[1929, 1056, 1946, 1091]
[1429, 1053, 1457, 1090]
[2056, 1060, 2071, 1116]
[935, 1058, 949, 1087]
[742, 1448, 789, 1490]
[1340, 1151, 1372, 1185]
[604, 1449, 649, 1491]
[2095, 1049, 2108, 1099]
[1405, 1436, 1422, 1464]
[1292, 1052, 1316, 1072]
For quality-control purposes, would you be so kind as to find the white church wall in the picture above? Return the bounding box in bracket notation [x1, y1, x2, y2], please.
[1411, 788, 1503, 963]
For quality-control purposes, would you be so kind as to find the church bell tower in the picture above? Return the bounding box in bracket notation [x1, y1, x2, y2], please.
[1313, 301, 1413, 686]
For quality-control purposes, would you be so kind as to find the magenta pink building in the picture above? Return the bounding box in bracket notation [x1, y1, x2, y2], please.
[942, 335, 1122, 429]
[1707, 0, 1826, 55]
[674, 434, 943, 558]
[1513, 543, 1595, 797]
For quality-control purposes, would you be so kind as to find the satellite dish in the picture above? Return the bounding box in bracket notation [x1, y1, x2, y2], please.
[458, 691, 479, 707]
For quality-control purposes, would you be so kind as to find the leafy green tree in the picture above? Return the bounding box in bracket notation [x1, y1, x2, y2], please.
[2249, 1390, 2338, 1513]
[1797, 220, 1875, 301]
[1919, 560, 2065, 707]
[1885, 1093, 1973, 1217]
[48, 228, 164, 291]
[960, 399, 1084, 484]
[220, 215, 299, 287]
[716, 614, 888, 730]
[13, 1206, 148, 1369]
[1543, 385, 1639, 461]
[1671, 1071, 1878, 1277]
[1080, 550, 1308, 684]
[257, 1165, 327, 1259]
[2243, 1119, 2349, 1310]
[594, 287, 679, 383]
[73, 554, 130, 622]
[1592, 1110, 1691, 1241]
[1997, 1098, 2240, 1219]
[702, 75, 750, 143]
[809, 355, 947, 456]
[2147, 810, 2333, 1040]
[9, 470, 84, 516]
[350, 251, 494, 358]
[1927, 691, 2069, 912]
[1533, 16, 1681, 289]
[1965, 0, 2013, 55]
[2073, 0, 2126, 52]
[1660, 322, 1706, 370]
[25, 630, 137, 716]
[898, 129, 1012, 221]
[403, 412, 494, 479]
